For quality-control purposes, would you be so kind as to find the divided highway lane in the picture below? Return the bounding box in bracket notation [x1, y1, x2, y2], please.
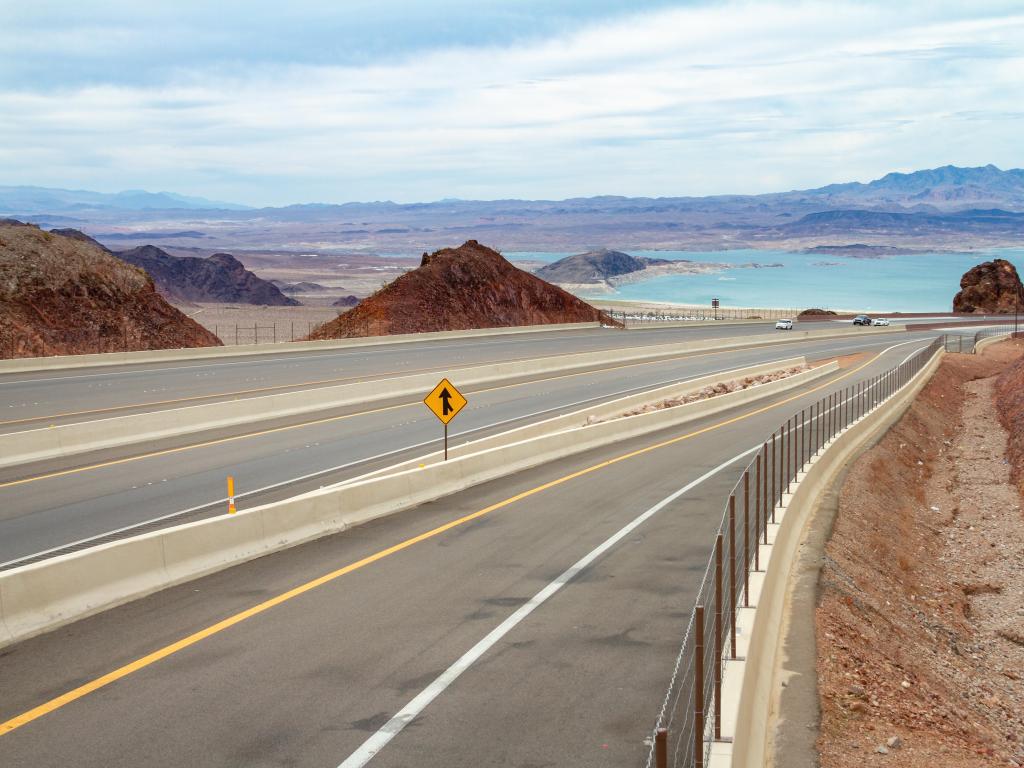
[0, 339, 927, 768]
[0, 331, 936, 567]
[0, 320, 870, 430]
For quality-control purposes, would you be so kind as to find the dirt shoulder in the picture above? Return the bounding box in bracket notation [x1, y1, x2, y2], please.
[815, 340, 1024, 767]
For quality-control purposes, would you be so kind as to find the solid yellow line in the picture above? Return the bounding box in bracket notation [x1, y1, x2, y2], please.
[0, 345, 773, 490]
[0, 350, 883, 737]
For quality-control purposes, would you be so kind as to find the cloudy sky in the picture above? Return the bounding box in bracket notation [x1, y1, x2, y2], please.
[2, 1, 1022, 206]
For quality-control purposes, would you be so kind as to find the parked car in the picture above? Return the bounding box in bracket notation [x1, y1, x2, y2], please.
[871, 317, 890, 326]
[775, 318, 794, 330]
[853, 314, 872, 326]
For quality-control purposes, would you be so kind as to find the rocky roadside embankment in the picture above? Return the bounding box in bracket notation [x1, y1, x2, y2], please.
[815, 339, 1024, 767]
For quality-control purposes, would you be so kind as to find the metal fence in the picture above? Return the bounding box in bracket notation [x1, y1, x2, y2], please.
[645, 335, 944, 768]
[604, 307, 806, 326]
[211, 322, 328, 346]
[941, 324, 1018, 354]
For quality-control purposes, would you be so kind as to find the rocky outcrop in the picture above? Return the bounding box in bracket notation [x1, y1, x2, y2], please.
[798, 308, 838, 316]
[535, 248, 669, 285]
[332, 295, 360, 308]
[308, 240, 618, 338]
[0, 222, 221, 358]
[115, 245, 299, 306]
[952, 259, 1024, 313]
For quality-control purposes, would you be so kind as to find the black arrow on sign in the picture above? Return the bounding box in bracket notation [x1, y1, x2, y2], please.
[439, 387, 454, 416]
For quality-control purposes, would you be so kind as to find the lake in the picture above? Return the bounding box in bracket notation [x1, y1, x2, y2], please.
[506, 248, 1024, 312]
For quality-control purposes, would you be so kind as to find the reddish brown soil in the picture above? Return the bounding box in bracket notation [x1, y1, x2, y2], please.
[0, 222, 220, 358]
[307, 240, 618, 339]
[995, 354, 1024, 496]
[816, 340, 1024, 767]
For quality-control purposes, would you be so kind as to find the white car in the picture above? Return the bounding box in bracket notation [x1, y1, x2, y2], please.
[775, 319, 794, 330]
[871, 317, 890, 326]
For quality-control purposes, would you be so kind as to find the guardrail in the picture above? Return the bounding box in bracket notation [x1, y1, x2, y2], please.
[644, 336, 944, 768]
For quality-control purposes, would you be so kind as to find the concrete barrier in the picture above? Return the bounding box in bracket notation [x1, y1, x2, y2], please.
[0, 357, 840, 649]
[347, 357, 810, 483]
[0, 322, 605, 375]
[725, 346, 944, 768]
[974, 332, 1011, 353]
[0, 325, 902, 469]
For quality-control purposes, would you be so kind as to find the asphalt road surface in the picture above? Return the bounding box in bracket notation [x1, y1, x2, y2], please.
[0, 329, 938, 567]
[0, 314, 999, 431]
[0, 338, 926, 768]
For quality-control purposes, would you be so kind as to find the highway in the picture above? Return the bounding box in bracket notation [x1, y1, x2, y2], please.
[0, 328, 940, 568]
[0, 315, 999, 431]
[0, 337, 927, 768]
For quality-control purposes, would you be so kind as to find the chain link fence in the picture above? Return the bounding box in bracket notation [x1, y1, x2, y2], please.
[644, 336, 944, 768]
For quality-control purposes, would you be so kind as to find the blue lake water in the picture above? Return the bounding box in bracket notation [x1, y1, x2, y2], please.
[507, 248, 1024, 312]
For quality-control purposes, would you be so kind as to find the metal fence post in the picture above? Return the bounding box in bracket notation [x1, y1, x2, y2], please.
[762, 443, 769, 543]
[754, 456, 761, 570]
[714, 535, 723, 741]
[771, 433, 777, 515]
[743, 471, 750, 607]
[695, 605, 706, 768]
[728, 496, 737, 658]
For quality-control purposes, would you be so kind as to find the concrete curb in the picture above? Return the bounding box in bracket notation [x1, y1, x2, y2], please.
[0, 322, 604, 374]
[973, 332, 1011, 353]
[0, 358, 838, 650]
[710, 346, 944, 768]
[0, 326, 902, 470]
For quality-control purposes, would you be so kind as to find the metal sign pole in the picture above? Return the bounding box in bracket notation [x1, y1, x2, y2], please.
[444, 422, 448, 461]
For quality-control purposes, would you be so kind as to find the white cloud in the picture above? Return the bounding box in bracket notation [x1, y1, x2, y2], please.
[2, 2, 1023, 204]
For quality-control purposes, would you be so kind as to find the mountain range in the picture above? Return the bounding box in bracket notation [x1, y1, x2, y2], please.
[0, 186, 250, 213]
[3, 165, 1024, 252]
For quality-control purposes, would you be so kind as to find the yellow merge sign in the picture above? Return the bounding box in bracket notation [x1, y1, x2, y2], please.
[424, 378, 467, 425]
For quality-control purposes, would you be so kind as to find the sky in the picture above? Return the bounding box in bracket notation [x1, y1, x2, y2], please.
[2, 1, 1023, 207]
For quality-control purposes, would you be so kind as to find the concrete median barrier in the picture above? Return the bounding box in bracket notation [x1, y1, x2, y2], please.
[348, 357, 810, 483]
[0, 356, 840, 649]
[0, 325, 902, 470]
[0, 322, 605, 375]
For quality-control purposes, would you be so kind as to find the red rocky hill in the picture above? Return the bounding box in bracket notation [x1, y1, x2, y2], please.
[953, 258, 1024, 313]
[0, 221, 221, 358]
[309, 240, 617, 338]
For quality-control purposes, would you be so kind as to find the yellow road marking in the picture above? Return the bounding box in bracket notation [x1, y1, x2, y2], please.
[0, 347, 892, 736]
[0, 344, 804, 489]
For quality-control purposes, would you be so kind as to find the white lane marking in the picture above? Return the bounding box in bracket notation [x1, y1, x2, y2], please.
[336, 444, 762, 768]
[337, 336, 936, 768]
[0, 335, 929, 568]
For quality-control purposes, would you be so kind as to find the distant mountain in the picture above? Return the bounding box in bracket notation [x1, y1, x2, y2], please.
[0, 185, 250, 213]
[777, 208, 1024, 238]
[535, 249, 669, 284]
[793, 165, 1024, 210]
[114, 245, 299, 305]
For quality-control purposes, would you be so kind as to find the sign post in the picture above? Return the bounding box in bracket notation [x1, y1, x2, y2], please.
[712, 297, 720, 321]
[423, 378, 467, 460]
